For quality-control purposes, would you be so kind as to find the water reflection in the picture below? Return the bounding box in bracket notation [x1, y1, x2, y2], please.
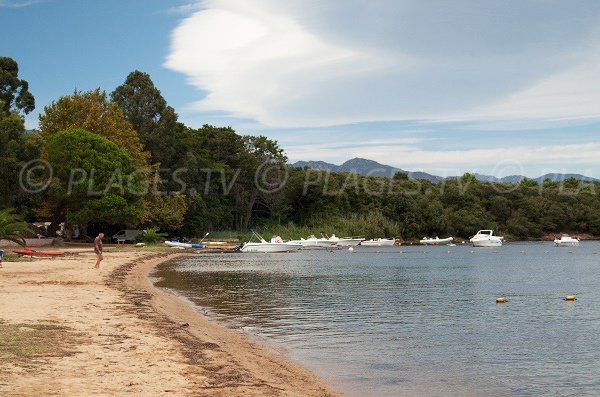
[155, 243, 600, 397]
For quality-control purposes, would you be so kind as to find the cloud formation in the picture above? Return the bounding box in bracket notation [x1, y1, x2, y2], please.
[166, 0, 600, 127]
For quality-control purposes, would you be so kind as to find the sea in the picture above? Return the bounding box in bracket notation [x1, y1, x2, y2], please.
[154, 242, 600, 397]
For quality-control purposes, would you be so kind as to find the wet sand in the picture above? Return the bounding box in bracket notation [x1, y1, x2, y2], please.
[0, 249, 341, 397]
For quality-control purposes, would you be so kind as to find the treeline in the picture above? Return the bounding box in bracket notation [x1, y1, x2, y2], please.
[1, 57, 599, 240]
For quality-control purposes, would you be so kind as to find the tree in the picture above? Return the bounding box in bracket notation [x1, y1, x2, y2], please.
[0, 208, 33, 246]
[111, 71, 178, 167]
[0, 57, 35, 115]
[39, 89, 150, 167]
[43, 129, 145, 239]
[393, 171, 409, 181]
[138, 194, 187, 232]
[0, 57, 37, 210]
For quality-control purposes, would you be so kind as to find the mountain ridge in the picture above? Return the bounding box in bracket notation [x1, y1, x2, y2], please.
[291, 158, 599, 183]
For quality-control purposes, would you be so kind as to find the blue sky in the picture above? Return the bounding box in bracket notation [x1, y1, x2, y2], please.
[2, 0, 600, 177]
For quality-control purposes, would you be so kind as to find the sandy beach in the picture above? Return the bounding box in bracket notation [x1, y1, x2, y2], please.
[0, 249, 341, 397]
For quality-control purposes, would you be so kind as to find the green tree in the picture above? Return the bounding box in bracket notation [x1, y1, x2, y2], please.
[111, 71, 178, 167]
[43, 129, 145, 239]
[0, 57, 37, 210]
[39, 89, 150, 167]
[0, 208, 33, 246]
[0, 57, 35, 115]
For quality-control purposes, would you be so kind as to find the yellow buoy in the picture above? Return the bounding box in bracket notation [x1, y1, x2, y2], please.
[496, 297, 506, 304]
[564, 295, 577, 301]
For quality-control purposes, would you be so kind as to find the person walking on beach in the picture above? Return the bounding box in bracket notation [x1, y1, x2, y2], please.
[94, 233, 104, 269]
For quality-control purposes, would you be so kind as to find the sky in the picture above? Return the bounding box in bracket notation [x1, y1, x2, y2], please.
[2, 0, 600, 177]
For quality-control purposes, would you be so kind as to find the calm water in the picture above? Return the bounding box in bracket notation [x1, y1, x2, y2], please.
[154, 243, 600, 396]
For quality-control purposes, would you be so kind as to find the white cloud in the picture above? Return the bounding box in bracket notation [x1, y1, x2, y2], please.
[0, 0, 42, 7]
[166, 0, 600, 128]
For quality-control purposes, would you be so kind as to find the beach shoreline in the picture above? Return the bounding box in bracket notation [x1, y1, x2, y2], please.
[0, 249, 342, 397]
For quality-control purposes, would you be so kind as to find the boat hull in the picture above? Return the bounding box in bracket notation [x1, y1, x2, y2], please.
[361, 239, 396, 247]
[334, 239, 364, 247]
[420, 237, 453, 245]
[240, 242, 302, 253]
[471, 238, 503, 247]
[554, 241, 580, 247]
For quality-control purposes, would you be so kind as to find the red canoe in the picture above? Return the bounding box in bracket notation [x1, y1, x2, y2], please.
[13, 249, 63, 257]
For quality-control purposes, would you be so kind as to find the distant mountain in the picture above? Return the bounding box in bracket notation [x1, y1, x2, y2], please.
[291, 158, 599, 184]
[292, 158, 442, 182]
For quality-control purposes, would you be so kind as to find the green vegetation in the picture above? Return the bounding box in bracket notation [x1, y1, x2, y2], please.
[138, 227, 168, 244]
[0, 208, 33, 246]
[1, 58, 599, 241]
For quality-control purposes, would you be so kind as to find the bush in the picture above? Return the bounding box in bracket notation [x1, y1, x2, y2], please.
[138, 228, 167, 244]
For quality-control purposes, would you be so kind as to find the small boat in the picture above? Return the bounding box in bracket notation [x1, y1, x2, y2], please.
[13, 249, 63, 257]
[470, 230, 504, 247]
[360, 238, 396, 247]
[419, 236, 454, 245]
[164, 241, 204, 249]
[322, 233, 364, 247]
[240, 231, 302, 253]
[288, 235, 338, 249]
[554, 234, 580, 247]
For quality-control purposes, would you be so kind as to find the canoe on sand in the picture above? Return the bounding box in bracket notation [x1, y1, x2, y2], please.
[12, 249, 63, 257]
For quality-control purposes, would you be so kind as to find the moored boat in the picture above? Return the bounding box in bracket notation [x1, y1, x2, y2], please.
[240, 231, 302, 253]
[554, 234, 580, 247]
[470, 230, 504, 247]
[288, 235, 338, 249]
[360, 238, 396, 247]
[419, 236, 454, 245]
[322, 233, 364, 247]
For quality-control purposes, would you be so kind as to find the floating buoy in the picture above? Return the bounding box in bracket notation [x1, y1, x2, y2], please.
[564, 295, 577, 301]
[329, 249, 334, 254]
[348, 247, 354, 252]
[519, 250, 525, 254]
[496, 297, 506, 304]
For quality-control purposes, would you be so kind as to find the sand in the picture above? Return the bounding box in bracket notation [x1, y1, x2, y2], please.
[0, 249, 342, 397]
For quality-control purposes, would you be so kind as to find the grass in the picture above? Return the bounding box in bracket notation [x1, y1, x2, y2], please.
[1, 253, 20, 262]
[0, 322, 80, 366]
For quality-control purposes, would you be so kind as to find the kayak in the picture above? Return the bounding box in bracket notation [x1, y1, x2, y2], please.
[13, 249, 63, 256]
[164, 241, 204, 249]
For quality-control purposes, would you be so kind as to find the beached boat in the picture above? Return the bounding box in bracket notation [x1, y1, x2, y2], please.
[554, 234, 580, 247]
[419, 237, 454, 245]
[12, 249, 63, 257]
[240, 232, 302, 253]
[288, 235, 338, 249]
[360, 238, 396, 247]
[164, 241, 204, 249]
[470, 230, 504, 247]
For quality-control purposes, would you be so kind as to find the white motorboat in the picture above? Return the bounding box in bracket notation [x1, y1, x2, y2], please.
[322, 233, 364, 247]
[554, 234, 580, 247]
[240, 232, 302, 253]
[419, 236, 454, 245]
[360, 238, 396, 247]
[288, 235, 338, 249]
[470, 230, 504, 247]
